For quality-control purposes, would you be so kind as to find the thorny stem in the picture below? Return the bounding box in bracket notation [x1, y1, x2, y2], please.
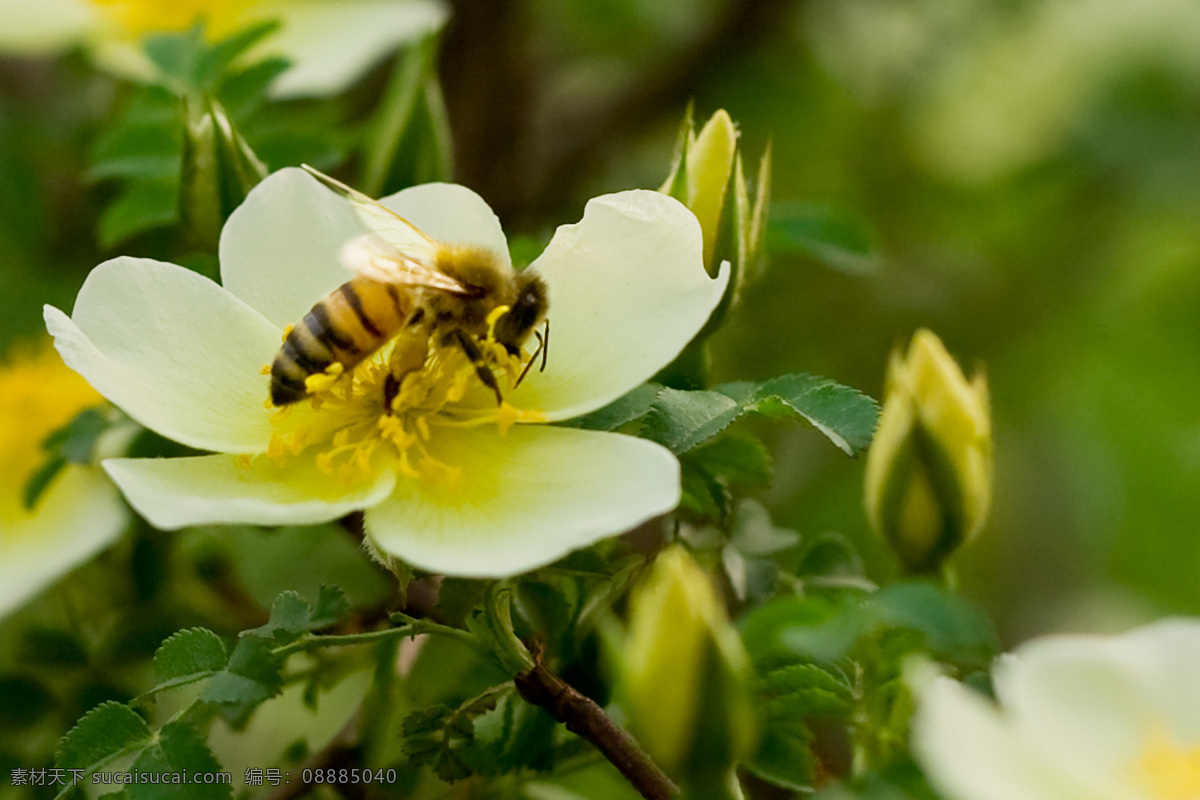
[514, 646, 680, 800]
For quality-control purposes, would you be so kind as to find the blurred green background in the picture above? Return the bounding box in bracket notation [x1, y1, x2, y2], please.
[3, 0, 1200, 646]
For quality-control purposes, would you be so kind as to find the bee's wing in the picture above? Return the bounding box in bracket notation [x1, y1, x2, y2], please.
[340, 234, 470, 294]
[303, 164, 468, 294]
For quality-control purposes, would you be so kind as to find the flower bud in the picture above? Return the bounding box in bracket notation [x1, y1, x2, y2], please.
[621, 546, 756, 786]
[660, 107, 771, 289]
[864, 329, 992, 574]
[180, 93, 267, 250]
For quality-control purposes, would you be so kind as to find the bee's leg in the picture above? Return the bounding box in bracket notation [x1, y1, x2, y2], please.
[539, 318, 550, 372]
[514, 329, 543, 389]
[448, 330, 503, 405]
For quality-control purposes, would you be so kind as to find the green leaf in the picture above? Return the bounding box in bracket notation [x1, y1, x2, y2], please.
[200, 637, 282, 726]
[99, 177, 180, 248]
[362, 34, 441, 197]
[22, 454, 67, 511]
[739, 594, 866, 665]
[310, 585, 350, 630]
[644, 387, 741, 453]
[56, 702, 151, 772]
[247, 587, 347, 645]
[680, 461, 730, 519]
[747, 722, 818, 791]
[769, 201, 880, 275]
[123, 721, 231, 800]
[758, 662, 854, 718]
[193, 20, 281, 89]
[153, 628, 227, 684]
[566, 382, 661, 431]
[88, 123, 182, 181]
[42, 406, 111, 463]
[688, 432, 773, 487]
[866, 582, 998, 666]
[438, 579, 490, 627]
[734, 373, 879, 456]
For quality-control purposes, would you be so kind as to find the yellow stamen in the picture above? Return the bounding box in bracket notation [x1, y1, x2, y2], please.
[1135, 724, 1200, 799]
[265, 329, 546, 487]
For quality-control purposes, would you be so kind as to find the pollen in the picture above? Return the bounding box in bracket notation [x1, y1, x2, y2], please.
[264, 332, 544, 486]
[1134, 724, 1200, 799]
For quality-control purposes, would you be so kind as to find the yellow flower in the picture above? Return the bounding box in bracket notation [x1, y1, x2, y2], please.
[0, 0, 447, 97]
[864, 329, 991, 573]
[0, 339, 126, 618]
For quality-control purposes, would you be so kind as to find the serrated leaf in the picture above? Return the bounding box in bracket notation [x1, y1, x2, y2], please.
[153, 628, 227, 683]
[200, 637, 282, 726]
[123, 722, 231, 800]
[438, 579, 489, 627]
[738, 373, 879, 456]
[261, 591, 311, 641]
[57, 702, 151, 772]
[309, 585, 349, 629]
[644, 387, 741, 453]
[759, 662, 854, 717]
[566, 382, 661, 431]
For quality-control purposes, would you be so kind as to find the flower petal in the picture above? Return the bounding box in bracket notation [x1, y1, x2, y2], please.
[220, 167, 362, 328]
[45, 257, 280, 453]
[995, 620, 1200, 790]
[0, 467, 127, 619]
[103, 454, 397, 530]
[512, 190, 729, 420]
[381, 183, 511, 268]
[364, 425, 680, 577]
[256, 0, 449, 99]
[912, 677, 1085, 800]
[221, 171, 510, 329]
[0, 0, 95, 54]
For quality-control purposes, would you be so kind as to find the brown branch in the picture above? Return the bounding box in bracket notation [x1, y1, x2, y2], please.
[514, 651, 679, 800]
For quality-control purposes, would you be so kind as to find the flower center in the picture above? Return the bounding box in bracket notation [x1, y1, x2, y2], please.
[87, 0, 256, 38]
[1135, 725, 1200, 799]
[0, 340, 103, 520]
[265, 329, 545, 487]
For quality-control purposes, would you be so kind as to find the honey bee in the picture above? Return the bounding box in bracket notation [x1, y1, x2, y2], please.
[269, 166, 549, 407]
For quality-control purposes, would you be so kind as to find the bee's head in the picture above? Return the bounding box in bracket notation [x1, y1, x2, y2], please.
[495, 272, 548, 354]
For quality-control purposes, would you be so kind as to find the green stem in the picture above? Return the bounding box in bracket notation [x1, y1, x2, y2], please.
[273, 618, 487, 660]
[484, 582, 536, 675]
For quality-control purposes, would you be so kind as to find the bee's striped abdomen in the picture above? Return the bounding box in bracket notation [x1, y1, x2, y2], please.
[270, 276, 411, 406]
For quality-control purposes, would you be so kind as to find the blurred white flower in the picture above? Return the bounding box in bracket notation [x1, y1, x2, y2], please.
[46, 168, 728, 578]
[0, 340, 127, 619]
[0, 0, 448, 97]
[913, 618, 1200, 800]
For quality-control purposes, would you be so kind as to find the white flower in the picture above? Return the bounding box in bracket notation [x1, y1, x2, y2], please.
[0, 340, 128, 619]
[45, 167, 728, 578]
[913, 618, 1200, 800]
[0, 0, 448, 98]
